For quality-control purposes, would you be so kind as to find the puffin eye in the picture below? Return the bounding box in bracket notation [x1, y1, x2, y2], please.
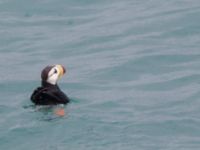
[54, 69, 57, 74]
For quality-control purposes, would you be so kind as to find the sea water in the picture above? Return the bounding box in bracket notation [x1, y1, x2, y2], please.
[0, 0, 200, 149]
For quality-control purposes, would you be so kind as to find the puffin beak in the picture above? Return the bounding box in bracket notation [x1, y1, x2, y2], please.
[56, 65, 66, 78]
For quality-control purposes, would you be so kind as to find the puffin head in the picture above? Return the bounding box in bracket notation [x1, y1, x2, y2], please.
[41, 64, 66, 85]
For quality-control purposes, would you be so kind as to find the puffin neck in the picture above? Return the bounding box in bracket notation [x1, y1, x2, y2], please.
[42, 81, 59, 88]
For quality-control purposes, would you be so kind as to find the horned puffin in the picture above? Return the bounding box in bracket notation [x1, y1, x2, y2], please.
[31, 64, 70, 105]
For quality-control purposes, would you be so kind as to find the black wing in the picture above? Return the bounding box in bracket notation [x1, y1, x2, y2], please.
[31, 87, 70, 105]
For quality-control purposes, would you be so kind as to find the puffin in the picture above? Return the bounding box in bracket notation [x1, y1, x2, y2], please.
[31, 64, 70, 105]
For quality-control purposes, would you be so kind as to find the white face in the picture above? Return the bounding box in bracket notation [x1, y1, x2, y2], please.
[46, 66, 61, 85]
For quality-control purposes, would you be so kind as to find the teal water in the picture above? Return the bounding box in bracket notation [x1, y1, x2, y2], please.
[1, 0, 200, 149]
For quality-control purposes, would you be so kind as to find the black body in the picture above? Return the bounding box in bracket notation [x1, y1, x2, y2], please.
[31, 81, 70, 105]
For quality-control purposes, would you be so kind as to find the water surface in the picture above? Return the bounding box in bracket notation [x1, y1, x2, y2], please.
[1, 0, 200, 149]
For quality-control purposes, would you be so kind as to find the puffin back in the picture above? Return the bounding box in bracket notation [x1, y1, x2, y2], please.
[31, 86, 70, 105]
[31, 87, 47, 105]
